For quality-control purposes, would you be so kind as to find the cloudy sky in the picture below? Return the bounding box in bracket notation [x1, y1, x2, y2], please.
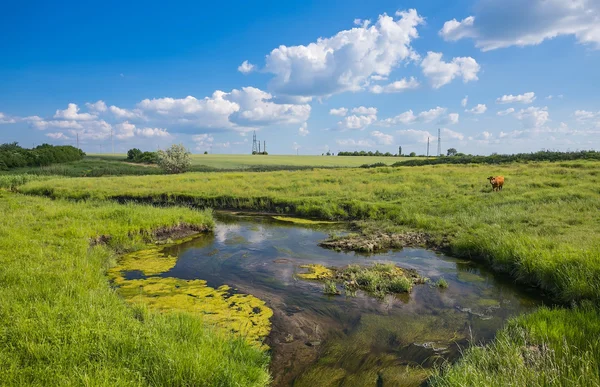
[1, 0, 599, 155]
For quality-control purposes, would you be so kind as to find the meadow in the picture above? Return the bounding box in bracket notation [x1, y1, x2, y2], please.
[90, 153, 422, 169]
[0, 192, 270, 386]
[7, 158, 600, 385]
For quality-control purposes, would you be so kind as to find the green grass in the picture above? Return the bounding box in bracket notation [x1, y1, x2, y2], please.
[0, 192, 269, 386]
[90, 153, 423, 169]
[13, 159, 600, 386]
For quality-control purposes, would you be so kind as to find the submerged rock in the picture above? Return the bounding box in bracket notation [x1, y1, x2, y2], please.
[319, 231, 436, 253]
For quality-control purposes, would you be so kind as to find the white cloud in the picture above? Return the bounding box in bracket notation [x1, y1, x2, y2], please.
[439, 0, 600, 51]
[336, 138, 374, 147]
[114, 122, 169, 139]
[85, 100, 107, 113]
[336, 114, 378, 131]
[574, 110, 600, 121]
[515, 106, 550, 128]
[46, 132, 70, 140]
[380, 107, 448, 126]
[395, 129, 433, 144]
[421, 52, 480, 88]
[351, 106, 378, 115]
[496, 92, 536, 104]
[292, 141, 301, 151]
[461, 96, 468, 107]
[497, 108, 515, 116]
[298, 122, 309, 136]
[371, 130, 394, 145]
[370, 75, 388, 81]
[0, 112, 16, 124]
[54, 103, 97, 121]
[238, 60, 256, 74]
[29, 119, 84, 130]
[442, 127, 465, 141]
[330, 108, 348, 117]
[466, 104, 487, 114]
[442, 113, 460, 124]
[263, 9, 424, 97]
[193, 134, 215, 151]
[109, 105, 145, 120]
[369, 77, 420, 93]
[137, 87, 310, 132]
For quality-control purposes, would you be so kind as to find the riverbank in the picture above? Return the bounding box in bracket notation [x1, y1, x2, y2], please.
[15, 160, 600, 385]
[0, 192, 270, 386]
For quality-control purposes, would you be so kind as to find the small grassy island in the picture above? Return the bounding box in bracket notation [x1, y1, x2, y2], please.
[298, 263, 427, 298]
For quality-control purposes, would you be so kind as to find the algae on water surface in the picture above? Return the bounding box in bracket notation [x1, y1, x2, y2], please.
[109, 240, 273, 348]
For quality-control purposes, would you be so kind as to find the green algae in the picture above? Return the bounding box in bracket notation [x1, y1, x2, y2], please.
[272, 216, 338, 225]
[297, 264, 334, 280]
[298, 263, 426, 298]
[109, 239, 273, 349]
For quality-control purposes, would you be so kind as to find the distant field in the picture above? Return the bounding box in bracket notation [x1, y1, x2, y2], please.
[89, 153, 422, 169]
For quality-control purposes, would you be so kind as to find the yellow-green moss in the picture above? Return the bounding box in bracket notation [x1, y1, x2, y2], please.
[109, 242, 273, 349]
[272, 216, 337, 225]
[298, 264, 334, 280]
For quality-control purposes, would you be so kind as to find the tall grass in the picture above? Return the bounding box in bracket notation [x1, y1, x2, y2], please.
[0, 192, 269, 386]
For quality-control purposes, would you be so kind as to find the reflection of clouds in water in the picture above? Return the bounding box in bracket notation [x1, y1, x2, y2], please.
[214, 224, 241, 243]
[247, 225, 269, 244]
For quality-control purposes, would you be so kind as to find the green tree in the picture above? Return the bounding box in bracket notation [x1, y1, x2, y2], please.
[127, 148, 142, 160]
[409, 152, 416, 157]
[157, 144, 191, 174]
[447, 148, 458, 156]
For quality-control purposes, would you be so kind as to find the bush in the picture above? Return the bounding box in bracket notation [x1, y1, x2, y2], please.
[0, 143, 84, 170]
[126, 148, 142, 161]
[157, 144, 191, 174]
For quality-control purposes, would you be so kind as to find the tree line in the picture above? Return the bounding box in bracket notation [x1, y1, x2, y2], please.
[0, 143, 85, 170]
[392, 150, 600, 167]
[337, 151, 414, 157]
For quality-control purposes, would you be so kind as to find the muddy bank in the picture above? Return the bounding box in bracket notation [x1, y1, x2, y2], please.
[90, 223, 210, 246]
[319, 231, 447, 253]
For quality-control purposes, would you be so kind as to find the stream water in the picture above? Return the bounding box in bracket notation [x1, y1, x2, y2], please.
[150, 213, 544, 386]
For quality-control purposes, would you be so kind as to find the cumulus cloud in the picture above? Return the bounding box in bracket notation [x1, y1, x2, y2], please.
[136, 87, 310, 132]
[298, 122, 309, 136]
[515, 106, 550, 128]
[0, 112, 16, 124]
[439, 0, 600, 51]
[370, 77, 420, 94]
[496, 92, 536, 104]
[371, 130, 394, 145]
[114, 121, 169, 139]
[395, 129, 433, 144]
[441, 113, 460, 124]
[85, 100, 107, 113]
[263, 9, 424, 97]
[336, 138, 374, 147]
[54, 103, 97, 121]
[421, 52, 480, 88]
[351, 106, 378, 115]
[330, 108, 349, 117]
[109, 105, 145, 120]
[497, 108, 515, 116]
[380, 107, 448, 126]
[574, 110, 600, 121]
[193, 133, 214, 151]
[336, 114, 378, 131]
[46, 132, 70, 140]
[466, 104, 487, 114]
[461, 96, 468, 107]
[238, 60, 256, 74]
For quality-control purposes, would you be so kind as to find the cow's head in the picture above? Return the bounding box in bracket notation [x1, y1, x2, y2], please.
[487, 176, 494, 181]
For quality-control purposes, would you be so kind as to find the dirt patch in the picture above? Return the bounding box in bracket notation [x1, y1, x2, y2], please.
[90, 223, 210, 247]
[319, 231, 444, 253]
[122, 162, 159, 168]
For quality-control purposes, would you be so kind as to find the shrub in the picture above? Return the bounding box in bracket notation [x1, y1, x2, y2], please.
[126, 148, 142, 161]
[157, 144, 191, 174]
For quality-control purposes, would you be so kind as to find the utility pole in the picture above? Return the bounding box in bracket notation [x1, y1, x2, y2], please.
[252, 131, 258, 154]
[427, 137, 430, 157]
[263, 141, 266, 154]
[398, 146, 402, 156]
[437, 128, 441, 157]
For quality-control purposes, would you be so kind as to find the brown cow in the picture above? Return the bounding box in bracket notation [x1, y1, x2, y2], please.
[487, 176, 504, 191]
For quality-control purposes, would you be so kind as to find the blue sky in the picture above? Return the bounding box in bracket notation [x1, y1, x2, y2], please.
[1, 0, 599, 155]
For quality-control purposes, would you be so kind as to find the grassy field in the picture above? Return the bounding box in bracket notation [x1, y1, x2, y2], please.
[10, 159, 600, 385]
[0, 192, 269, 386]
[90, 153, 420, 169]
